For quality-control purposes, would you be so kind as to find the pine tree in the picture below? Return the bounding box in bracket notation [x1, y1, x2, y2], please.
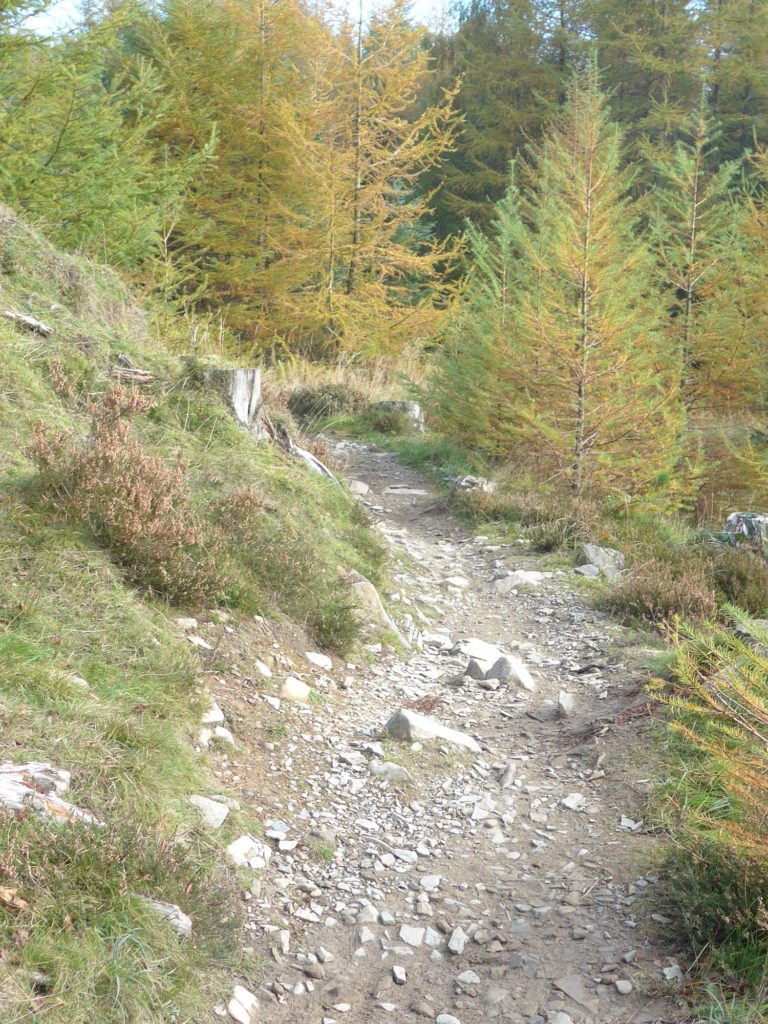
[703, 0, 768, 160]
[424, 0, 561, 237]
[649, 101, 761, 415]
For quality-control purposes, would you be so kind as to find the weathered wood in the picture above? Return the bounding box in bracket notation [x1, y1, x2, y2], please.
[110, 365, 155, 385]
[4, 310, 53, 337]
[207, 365, 340, 483]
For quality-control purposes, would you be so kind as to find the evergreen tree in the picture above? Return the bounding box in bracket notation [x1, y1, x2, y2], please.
[425, 170, 530, 452]
[649, 102, 762, 415]
[704, 0, 768, 160]
[424, 0, 560, 237]
[0, 7, 203, 268]
[588, 0, 702, 157]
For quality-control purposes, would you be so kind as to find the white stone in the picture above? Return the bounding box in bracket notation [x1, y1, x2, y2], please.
[399, 925, 425, 947]
[561, 793, 586, 811]
[448, 926, 468, 954]
[281, 677, 312, 703]
[227, 985, 259, 1024]
[175, 617, 198, 630]
[137, 896, 192, 937]
[226, 834, 272, 870]
[188, 635, 213, 650]
[349, 480, 370, 496]
[456, 970, 481, 985]
[392, 965, 407, 985]
[306, 651, 333, 671]
[436, 1015, 461, 1024]
[420, 874, 441, 892]
[201, 700, 225, 725]
[190, 795, 229, 828]
[615, 980, 633, 995]
[384, 709, 480, 753]
[369, 761, 416, 785]
[558, 691, 576, 718]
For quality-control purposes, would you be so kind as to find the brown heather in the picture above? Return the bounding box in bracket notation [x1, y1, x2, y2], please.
[30, 386, 223, 605]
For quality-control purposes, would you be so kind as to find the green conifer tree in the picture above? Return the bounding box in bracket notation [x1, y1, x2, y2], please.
[649, 101, 761, 415]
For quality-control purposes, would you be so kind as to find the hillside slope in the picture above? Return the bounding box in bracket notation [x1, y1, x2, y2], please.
[0, 206, 385, 1023]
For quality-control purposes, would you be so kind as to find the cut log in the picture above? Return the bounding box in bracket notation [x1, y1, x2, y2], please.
[110, 365, 155, 385]
[4, 310, 53, 337]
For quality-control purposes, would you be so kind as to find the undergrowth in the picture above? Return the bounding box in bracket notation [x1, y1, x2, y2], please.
[652, 612, 768, 1005]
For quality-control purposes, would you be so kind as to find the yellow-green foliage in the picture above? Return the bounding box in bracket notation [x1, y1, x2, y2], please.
[653, 612, 768, 988]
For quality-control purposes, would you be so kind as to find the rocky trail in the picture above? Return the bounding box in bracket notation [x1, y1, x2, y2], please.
[205, 441, 686, 1024]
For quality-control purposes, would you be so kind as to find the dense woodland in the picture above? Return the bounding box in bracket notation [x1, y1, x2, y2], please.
[3, 0, 768, 511]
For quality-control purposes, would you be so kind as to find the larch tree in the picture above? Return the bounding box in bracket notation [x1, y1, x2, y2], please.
[649, 101, 762, 415]
[142, 0, 318, 344]
[326, 0, 460, 354]
[425, 170, 531, 453]
[514, 67, 681, 497]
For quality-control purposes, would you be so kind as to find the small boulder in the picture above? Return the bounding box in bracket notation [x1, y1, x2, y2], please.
[578, 543, 625, 582]
[349, 479, 370, 496]
[280, 677, 312, 703]
[558, 691, 576, 718]
[384, 709, 480, 753]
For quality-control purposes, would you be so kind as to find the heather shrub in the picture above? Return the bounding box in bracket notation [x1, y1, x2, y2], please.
[287, 383, 366, 422]
[602, 555, 717, 625]
[30, 387, 223, 604]
[712, 546, 768, 617]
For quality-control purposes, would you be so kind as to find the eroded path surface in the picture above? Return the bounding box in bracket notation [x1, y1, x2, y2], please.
[218, 442, 684, 1024]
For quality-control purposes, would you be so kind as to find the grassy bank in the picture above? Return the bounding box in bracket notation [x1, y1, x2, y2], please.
[0, 208, 385, 1021]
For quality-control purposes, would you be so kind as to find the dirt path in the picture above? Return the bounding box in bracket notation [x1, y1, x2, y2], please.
[216, 442, 685, 1024]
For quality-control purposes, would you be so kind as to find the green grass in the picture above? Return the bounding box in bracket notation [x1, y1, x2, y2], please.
[0, 204, 387, 1021]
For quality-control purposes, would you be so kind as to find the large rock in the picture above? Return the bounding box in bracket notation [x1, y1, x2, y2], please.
[452, 638, 505, 674]
[339, 568, 404, 643]
[384, 709, 480, 753]
[486, 656, 535, 691]
[578, 543, 625, 582]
